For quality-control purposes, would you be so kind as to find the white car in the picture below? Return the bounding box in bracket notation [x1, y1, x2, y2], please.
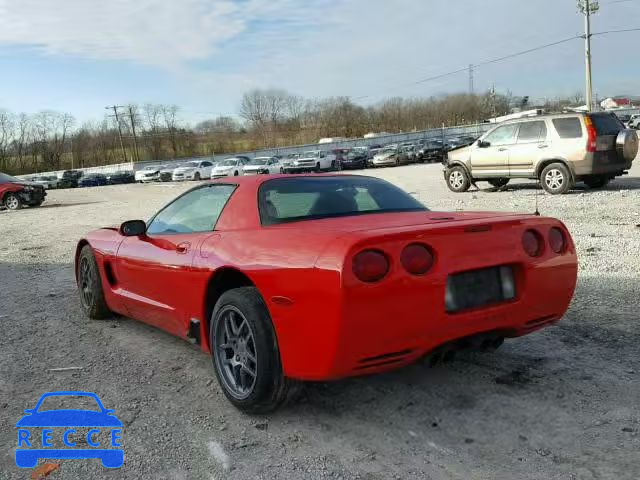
[242, 157, 283, 175]
[172, 160, 215, 181]
[629, 114, 640, 129]
[32, 175, 60, 189]
[284, 150, 336, 173]
[135, 165, 164, 183]
[211, 157, 250, 178]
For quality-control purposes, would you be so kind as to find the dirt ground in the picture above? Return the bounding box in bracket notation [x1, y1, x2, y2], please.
[1, 160, 639, 480]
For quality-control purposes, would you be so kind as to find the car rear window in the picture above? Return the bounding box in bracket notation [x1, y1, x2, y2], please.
[552, 118, 583, 139]
[589, 113, 624, 135]
[258, 176, 427, 225]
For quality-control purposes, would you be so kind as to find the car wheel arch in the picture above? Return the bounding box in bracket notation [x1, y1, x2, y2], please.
[203, 267, 258, 351]
[74, 239, 91, 281]
[447, 161, 472, 177]
[536, 158, 574, 180]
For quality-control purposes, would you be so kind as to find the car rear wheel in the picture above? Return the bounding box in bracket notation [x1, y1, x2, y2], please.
[77, 245, 111, 319]
[315, 162, 321, 173]
[584, 175, 610, 189]
[488, 178, 510, 189]
[541, 163, 572, 195]
[446, 166, 471, 193]
[210, 287, 299, 413]
[4, 192, 22, 210]
[194, 172, 201, 181]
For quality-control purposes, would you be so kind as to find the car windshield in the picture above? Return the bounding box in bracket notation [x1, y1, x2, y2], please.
[183, 162, 198, 167]
[259, 176, 428, 225]
[382, 147, 397, 154]
[0, 173, 20, 184]
[249, 158, 269, 165]
[219, 159, 238, 166]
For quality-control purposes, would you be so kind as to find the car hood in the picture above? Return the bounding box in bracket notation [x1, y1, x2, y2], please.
[16, 410, 123, 427]
[243, 165, 266, 170]
[138, 170, 159, 175]
[173, 167, 195, 173]
[374, 152, 395, 159]
[447, 145, 472, 161]
[214, 165, 234, 171]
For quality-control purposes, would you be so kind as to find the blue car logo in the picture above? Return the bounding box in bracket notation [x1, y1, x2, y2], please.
[16, 391, 123, 468]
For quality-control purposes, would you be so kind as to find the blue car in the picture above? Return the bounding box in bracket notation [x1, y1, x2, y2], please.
[78, 174, 108, 187]
[16, 391, 123, 468]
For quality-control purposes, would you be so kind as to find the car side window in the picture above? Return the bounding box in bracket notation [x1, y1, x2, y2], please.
[202, 161, 212, 167]
[552, 118, 583, 139]
[483, 124, 518, 146]
[146, 184, 236, 235]
[517, 121, 547, 143]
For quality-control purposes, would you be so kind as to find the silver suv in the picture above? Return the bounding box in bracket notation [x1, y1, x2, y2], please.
[444, 112, 638, 194]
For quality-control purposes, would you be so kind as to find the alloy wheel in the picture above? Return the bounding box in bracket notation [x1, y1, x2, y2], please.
[79, 257, 94, 308]
[449, 170, 464, 189]
[215, 306, 258, 399]
[5, 195, 19, 210]
[545, 169, 564, 191]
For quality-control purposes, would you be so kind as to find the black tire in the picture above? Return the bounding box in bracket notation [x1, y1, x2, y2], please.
[584, 175, 609, 189]
[77, 245, 111, 319]
[280, 167, 284, 174]
[315, 162, 321, 173]
[445, 166, 471, 193]
[234, 171, 239, 176]
[540, 162, 573, 195]
[194, 172, 201, 181]
[488, 178, 510, 189]
[210, 287, 299, 413]
[4, 192, 22, 210]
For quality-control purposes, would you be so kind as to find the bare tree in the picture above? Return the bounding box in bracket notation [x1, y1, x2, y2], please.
[162, 104, 180, 157]
[0, 110, 16, 171]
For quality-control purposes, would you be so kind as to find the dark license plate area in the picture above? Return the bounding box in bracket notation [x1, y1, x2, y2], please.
[445, 266, 515, 313]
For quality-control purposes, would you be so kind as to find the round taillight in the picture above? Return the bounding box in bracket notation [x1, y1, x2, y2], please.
[352, 250, 389, 283]
[522, 230, 543, 257]
[401, 243, 434, 275]
[549, 227, 566, 254]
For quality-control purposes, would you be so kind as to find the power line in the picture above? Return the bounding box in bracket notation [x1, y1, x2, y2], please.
[591, 26, 640, 35]
[355, 35, 581, 100]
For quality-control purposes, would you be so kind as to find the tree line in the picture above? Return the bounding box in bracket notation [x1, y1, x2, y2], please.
[0, 90, 583, 175]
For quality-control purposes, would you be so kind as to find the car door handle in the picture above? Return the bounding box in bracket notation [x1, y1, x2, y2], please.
[176, 242, 191, 254]
[538, 144, 549, 149]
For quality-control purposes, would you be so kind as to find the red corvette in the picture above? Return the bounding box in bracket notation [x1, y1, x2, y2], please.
[76, 174, 577, 412]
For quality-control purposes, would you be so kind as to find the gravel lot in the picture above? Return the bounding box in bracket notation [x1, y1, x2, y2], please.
[1, 160, 639, 480]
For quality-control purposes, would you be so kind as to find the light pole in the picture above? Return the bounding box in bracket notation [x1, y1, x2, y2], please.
[578, 0, 599, 112]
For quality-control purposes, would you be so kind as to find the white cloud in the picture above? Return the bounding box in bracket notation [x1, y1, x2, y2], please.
[0, 0, 328, 67]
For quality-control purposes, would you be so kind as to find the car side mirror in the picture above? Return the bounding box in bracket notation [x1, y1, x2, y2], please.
[120, 220, 147, 237]
[478, 140, 490, 148]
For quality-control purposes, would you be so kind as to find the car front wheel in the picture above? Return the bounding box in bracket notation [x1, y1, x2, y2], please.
[541, 163, 573, 195]
[445, 166, 471, 193]
[210, 287, 298, 413]
[4, 192, 22, 210]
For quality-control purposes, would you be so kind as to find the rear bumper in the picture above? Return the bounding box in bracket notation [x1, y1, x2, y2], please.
[572, 153, 633, 176]
[272, 222, 578, 381]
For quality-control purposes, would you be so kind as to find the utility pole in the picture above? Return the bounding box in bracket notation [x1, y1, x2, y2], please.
[578, 0, 599, 111]
[105, 105, 128, 162]
[468, 64, 474, 95]
[127, 105, 140, 163]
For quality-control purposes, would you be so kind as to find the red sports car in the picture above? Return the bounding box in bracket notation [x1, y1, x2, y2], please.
[76, 174, 577, 412]
[1, 172, 47, 210]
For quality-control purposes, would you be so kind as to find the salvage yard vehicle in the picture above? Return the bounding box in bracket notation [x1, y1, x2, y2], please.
[212, 157, 250, 178]
[341, 148, 369, 170]
[242, 157, 283, 175]
[0, 172, 46, 210]
[172, 160, 215, 181]
[371, 145, 409, 167]
[32, 175, 60, 189]
[135, 165, 164, 183]
[78, 173, 108, 188]
[58, 170, 83, 189]
[106, 171, 136, 185]
[75, 174, 578, 413]
[444, 112, 638, 194]
[159, 164, 179, 182]
[284, 150, 337, 173]
[418, 140, 446, 163]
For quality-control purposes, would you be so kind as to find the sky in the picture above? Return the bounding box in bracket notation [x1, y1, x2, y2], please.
[0, 0, 638, 125]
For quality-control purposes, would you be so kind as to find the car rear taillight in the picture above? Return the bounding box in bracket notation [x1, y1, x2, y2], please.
[585, 115, 597, 153]
[352, 250, 389, 283]
[522, 230, 544, 257]
[401, 244, 434, 275]
[548, 227, 567, 254]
